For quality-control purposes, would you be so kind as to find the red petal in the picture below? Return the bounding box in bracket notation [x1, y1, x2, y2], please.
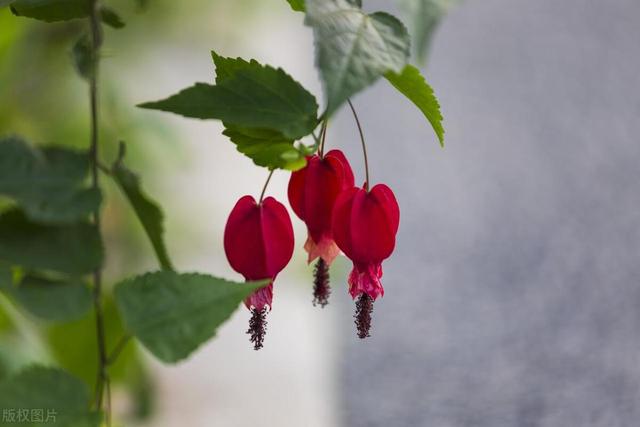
[348, 262, 384, 300]
[260, 196, 295, 277]
[332, 184, 400, 264]
[331, 186, 359, 260]
[223, 195, 294, 281]
[288, 150, 355, 246]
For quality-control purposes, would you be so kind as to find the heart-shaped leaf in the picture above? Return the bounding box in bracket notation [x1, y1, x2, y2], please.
[305, 0, 410, 114]
[115, 271, 266, 363]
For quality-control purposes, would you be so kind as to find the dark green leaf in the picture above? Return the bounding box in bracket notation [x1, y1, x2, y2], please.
[10, 0, 90, 22]
[0, 209, 103, 275]
[10, 0, 124, 28]
[71, 34, 95, 80]
[223, 125, 308, 171]
[115, 271, 266, 363]
[209, 53, 313, 169]
[385, 65, 444, 146]
[0, 275, 92, 322]
[285, 0, 304, 12]
[0, 1, 14, 8]
[399, 0, 461, 63]
[139, 57, 319, 140]
[0, 136, 102, 224]
[0, 366, 100, 427]
[210, 51, 251, 83]
[0, 264, 10, 290]
[305, 0, 410, 114]
[111, 157, 173, 271]
[99, 5, 124, 28]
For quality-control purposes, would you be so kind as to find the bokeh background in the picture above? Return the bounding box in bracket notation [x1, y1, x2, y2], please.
[1, 0, 639, 426]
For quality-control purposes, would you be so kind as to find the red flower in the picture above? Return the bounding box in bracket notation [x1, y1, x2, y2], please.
[332, 183, 400, 337]
[224, 195, 294, 349]
[288, 149, 354, 265]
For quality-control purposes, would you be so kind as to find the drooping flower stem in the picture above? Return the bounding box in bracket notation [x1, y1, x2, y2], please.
[318, 119, 328, 158]
[347, 99, 370, 191]
[354, 293, 374, 339]
[312, 258, 331, 307]
[247, 307, 268, 350]
[259, 169, 275, 203]
[87, 0, 110, 424]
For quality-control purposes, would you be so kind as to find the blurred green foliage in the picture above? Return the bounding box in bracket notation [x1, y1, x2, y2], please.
[0, 1, 266, 421]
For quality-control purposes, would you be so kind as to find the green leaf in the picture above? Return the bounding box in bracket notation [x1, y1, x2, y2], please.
[0, 136, 102, 224]
[0, 366, 100, 427]
[114, 271, 266, 363]
[10, 0, 90, 22]
[139, 58, 319, 140]
[222, 125, 308, 171]
[210, 51, 251, 83]
[1, 1, 14, 8]
[0, 264, 10, 289]
[0, 275, 92, 322]
[0, 209, 103, 275]
[285, 0, 305, 12]
[305, 0, 410, 114]
[209, 52, 312, 170]
[10, 0, 124, 28]
[99, 5, 125, 29]
[399, 0, 461, 63]
[111, 155, 173, 271]
[71, 34, 94, 80]
[385, 65, 444, 146]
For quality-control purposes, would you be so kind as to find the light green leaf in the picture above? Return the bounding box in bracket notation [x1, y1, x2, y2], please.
[0, 209, 103, 275]
[223, 125, 308, 171]
[0, 136, 102, 224]
[0, 366, 100, 427]
[114, 271, 267, 363]
[0, 275, 92, 322]
[285, 0, 304, 12]
[139, 58, 319, 140]
[305, 0, 410, 115]
[385, 64, 444, 146]
[399, 0, 461, 63]
[111, 156, 173, 271]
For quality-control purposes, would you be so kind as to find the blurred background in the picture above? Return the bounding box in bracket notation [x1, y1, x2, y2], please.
[1, 0, 639, 426]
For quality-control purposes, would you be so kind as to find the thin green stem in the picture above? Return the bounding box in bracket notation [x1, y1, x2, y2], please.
[318, 119, 328, 158]
[259, 169, 275, 203]
[347, 99, 370, 191]
[106, 334, 132, 366]
[88, 0, 109, 423]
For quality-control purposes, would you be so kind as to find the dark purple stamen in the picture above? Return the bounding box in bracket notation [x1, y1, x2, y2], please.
[247, 307, 268, 350]
[313, 258, 331, 308]
[354, 293, 374, 339]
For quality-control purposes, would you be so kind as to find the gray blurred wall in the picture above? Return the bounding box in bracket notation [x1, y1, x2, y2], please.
[340, 0, 640, 426]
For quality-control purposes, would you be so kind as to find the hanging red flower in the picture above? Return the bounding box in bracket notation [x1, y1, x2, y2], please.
[332, 183, 400, 338]
[288, 149, 354, 306]
[224, 195, 294, 349]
